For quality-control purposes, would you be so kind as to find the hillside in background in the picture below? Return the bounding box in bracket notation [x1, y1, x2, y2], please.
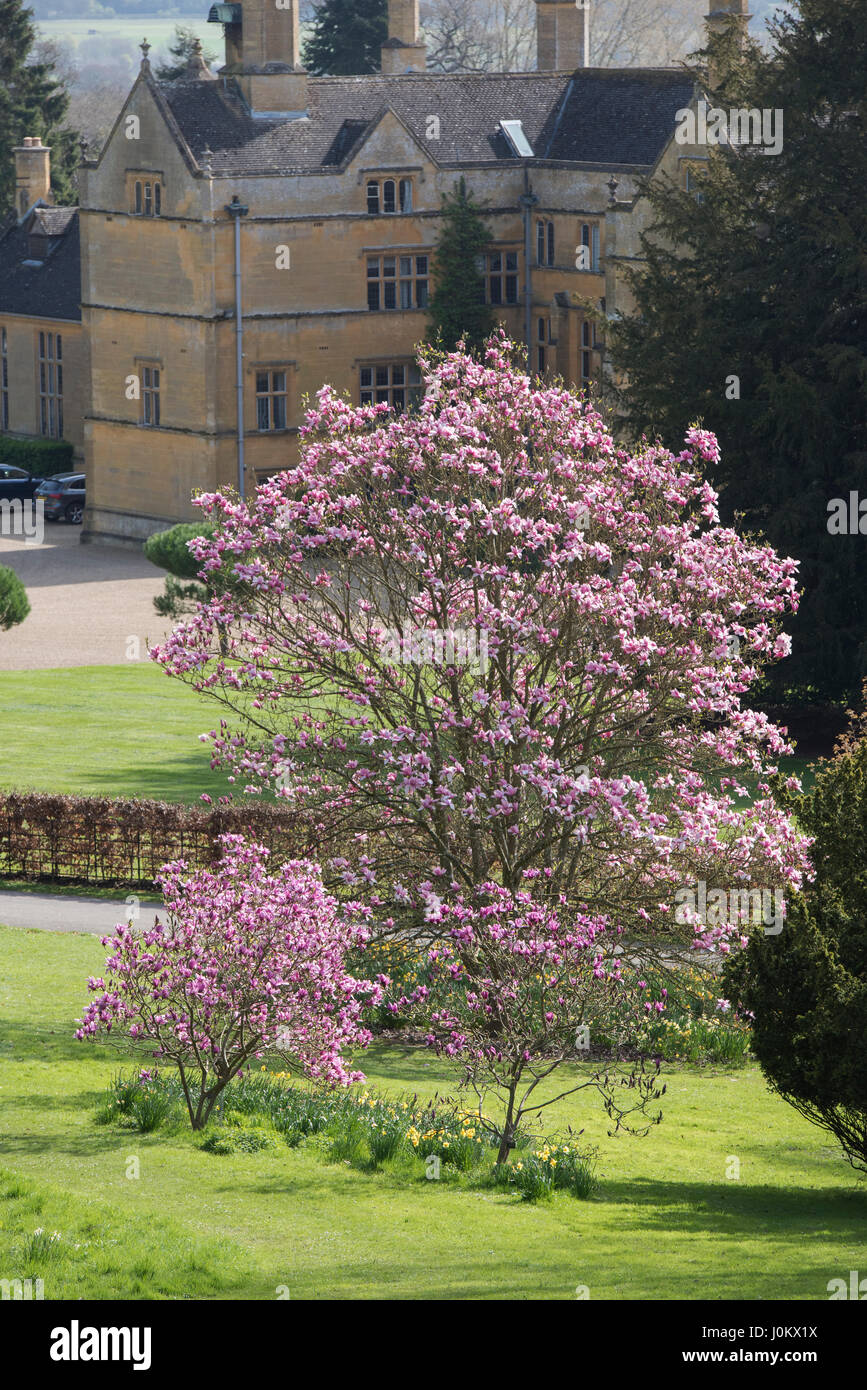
[29, 0, 788, 31]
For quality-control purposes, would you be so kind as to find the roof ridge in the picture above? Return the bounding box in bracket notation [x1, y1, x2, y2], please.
[306, 66, 686, 84]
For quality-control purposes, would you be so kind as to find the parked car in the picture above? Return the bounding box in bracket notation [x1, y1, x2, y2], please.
[0, 465, 46, 501]
[33, 473, 86, 524]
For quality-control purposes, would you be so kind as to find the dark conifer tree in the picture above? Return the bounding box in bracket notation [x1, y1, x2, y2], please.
[0, 0, 78, 216]
[302, 0, 389, 76]
[428, 177, 494, 354]
[610, 0, 867, 706]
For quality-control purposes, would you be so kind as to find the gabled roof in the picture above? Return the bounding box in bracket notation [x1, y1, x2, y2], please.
[30, 207, 77, 238]
[158, 67, 695, 176]
[0, 206, 80, 321]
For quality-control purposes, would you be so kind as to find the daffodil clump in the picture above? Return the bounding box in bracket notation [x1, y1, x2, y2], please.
[640, 1013, 752, 1064]
[405, 1106, 489, 1171]
[630, 965, 753, 1064]
[95, 1068, 595, 1196]
[332, 1089, 412, 1164]
[496, 1142, 597, 1202]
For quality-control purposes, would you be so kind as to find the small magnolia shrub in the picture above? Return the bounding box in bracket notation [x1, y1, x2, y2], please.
[76, 836, 382, 1129]
[394, 883, 668, 1162]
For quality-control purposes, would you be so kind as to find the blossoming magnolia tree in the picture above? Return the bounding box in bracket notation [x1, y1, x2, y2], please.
[154, 333, 810, 971]
[396, 884, 667, 1162]
[76, 837, 382, 1129]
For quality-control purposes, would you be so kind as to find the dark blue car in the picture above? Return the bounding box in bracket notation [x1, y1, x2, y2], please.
[0, 464, 45, 501]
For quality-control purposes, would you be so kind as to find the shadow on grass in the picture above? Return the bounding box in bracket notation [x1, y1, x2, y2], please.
[598, 1175, 867, 1231]
[0, 1123, 141, 1159]
[0, 1019, 130, 1065]
[3, 748, 231, 806]
[360, 1043, 463, 1086]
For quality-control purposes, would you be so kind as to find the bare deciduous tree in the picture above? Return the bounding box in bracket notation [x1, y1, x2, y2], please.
[421, 0, 535, 72]
[421, 0, 702, 72]
[590, 0, 701, 67]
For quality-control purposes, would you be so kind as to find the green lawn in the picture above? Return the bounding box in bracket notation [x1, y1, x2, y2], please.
[0, 923, 864, 1301]
[0, 663, 818, 810]
[0, 665, 232, 804]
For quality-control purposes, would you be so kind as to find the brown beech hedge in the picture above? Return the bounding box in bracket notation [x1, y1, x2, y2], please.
[0, 792, 333, 889]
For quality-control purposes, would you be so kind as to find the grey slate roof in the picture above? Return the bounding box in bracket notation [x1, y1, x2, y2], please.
[0, 206, 81, 321]
[159, 68, 695, 176]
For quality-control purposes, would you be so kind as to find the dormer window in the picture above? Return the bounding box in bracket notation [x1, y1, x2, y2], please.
[366, 177, 413, 215]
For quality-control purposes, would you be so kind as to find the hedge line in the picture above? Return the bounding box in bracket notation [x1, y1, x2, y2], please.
[0, 792, 331, 890]
[0, 438, 75, 475]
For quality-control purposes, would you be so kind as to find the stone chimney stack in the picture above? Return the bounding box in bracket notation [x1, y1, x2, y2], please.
[382, 0, 426, 74]
[706, 0, 752, 42]
[705, 1, 752, 86]
[210, 0, 308, 116]
[535, 1, 590, 71]
[13, 137, 52, 217]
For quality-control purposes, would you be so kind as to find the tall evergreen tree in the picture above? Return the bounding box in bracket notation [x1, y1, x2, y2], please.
[0, 0, 79, 216]
[428, 177, 494, 353]
[302, 0, 388, 76]
[610, 0, 867, 708]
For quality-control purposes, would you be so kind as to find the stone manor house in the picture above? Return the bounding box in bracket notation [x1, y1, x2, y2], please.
[0, 0, 751, 545]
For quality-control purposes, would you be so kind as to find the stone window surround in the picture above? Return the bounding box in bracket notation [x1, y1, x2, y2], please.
[135, 354, 162, 428]
[247, 359, 296, 434]
[126, 170, 165, 217]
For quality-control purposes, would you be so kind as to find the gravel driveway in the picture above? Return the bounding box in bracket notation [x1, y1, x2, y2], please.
[0, 525, 175, 670]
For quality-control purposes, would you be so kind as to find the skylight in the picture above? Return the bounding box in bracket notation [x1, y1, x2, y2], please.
[499, 120, 535, 158]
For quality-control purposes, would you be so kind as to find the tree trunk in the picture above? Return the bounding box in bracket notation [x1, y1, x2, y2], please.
[496, 1084, 519, 1164]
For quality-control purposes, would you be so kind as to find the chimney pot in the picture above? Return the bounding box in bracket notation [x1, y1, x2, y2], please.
[13, 136, 52, 217]
[225, 0, 307, 115]
[382, 0, 426, 73]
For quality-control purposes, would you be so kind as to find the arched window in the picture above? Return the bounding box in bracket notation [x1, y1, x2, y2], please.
[134, 181, 142, 214]
[367, 180, 380, 214]
[399, 178, 412, 212]
[154, 182, 161, 215]
[144, 182, 152, 216]
[383, 179, 396, 214]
